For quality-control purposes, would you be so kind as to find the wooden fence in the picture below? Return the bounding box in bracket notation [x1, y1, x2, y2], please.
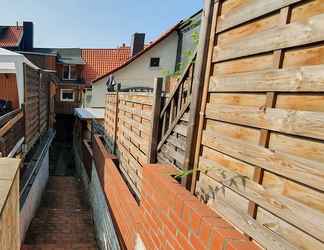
[189, 0, 324, 249]
[102, 1, 324, 248]
[0, 64, 56, 157]
[104, 92, 155, 198]
[24, 64, 53, 152]
[0, 110, 24, 157]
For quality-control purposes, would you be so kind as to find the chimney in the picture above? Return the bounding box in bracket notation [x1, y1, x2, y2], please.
[22, 21, 33, 51]
[131, 33, 145, 57]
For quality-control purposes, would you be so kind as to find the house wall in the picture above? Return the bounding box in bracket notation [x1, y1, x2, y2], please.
[91, 32, 178, 108]
[54, 84, 82, 114]
[0, 73, 19, 109]
[20, 152, 49, 243]
[23, 53, 56, 71]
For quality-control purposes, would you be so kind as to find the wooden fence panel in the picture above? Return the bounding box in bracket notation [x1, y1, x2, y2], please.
[39, 72, 50, 135]
[104, 92, 154, 198]
[192, 1, 324, 249]
[24, 64, 40, 151]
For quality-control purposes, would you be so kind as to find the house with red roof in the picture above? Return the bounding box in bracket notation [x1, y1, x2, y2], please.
[0, 22, 33, 51]
[90, 10, 201, 108]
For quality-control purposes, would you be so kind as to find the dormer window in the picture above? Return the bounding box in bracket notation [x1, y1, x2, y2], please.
[63, 65, 77, 80]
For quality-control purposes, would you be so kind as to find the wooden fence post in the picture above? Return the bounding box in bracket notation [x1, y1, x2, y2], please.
[148, 77, 163, 163]
[113, 83, 120, 154]
[182, 0, 216, 190]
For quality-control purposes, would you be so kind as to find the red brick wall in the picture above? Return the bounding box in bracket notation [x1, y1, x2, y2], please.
[93, 136, 261, 250]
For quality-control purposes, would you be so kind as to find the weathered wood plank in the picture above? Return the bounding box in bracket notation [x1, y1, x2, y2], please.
[201, 131, 324, 192]
[199, 158, 324, 242]
[206, 192, 299, 250]
[209, 64, 324, 92]
[217, 0, 302, 32]
[213, 14, 324, 62]
[205, 103, 324, 140]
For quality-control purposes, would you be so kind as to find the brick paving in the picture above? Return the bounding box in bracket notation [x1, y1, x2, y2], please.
[22, 177, 98, 250]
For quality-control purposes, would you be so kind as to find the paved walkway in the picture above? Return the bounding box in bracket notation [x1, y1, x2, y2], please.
[22, 177, 98, 250]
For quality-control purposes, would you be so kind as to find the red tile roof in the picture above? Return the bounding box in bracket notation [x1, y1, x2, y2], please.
[81, 47, 131, 86]
[0, 26, 23, 47]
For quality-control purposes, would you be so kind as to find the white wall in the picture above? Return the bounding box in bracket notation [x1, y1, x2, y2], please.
[91, 31, 178, 108]
[20, 152, 49, 243]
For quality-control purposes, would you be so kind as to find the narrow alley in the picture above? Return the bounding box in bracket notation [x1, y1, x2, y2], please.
[22, 176, 98, 250]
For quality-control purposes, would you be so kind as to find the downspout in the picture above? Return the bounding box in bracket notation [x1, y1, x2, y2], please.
[175, 29, 183, 73]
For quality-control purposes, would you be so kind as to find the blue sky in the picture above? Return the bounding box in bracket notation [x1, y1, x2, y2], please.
[2, 0, 202, 48]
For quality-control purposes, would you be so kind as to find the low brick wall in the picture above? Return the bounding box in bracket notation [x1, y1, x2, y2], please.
[93, 135, 261, 250]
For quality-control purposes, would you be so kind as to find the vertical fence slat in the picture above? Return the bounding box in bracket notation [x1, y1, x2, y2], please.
[148, 78, 163, 163]
[182, 0, 217, 189]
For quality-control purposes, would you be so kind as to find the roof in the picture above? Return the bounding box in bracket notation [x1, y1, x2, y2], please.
[0, 48, 39, 107]
[92, 22, 182, 84]
[0, 26, 23, 48]
[56, 48, 85, 65]
[81, 47, 131, 85]
[74, 108, 105, 120]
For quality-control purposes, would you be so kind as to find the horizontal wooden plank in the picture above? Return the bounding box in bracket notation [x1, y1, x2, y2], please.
[0, 113, 23, 137]
[167, 134, 186, 151]
[205, 190, 299, 250]
[199, 158, 324, 242]
[209, 64, 324, 92]
[118, 105, 151, 120]
[205, 103, 324, 140]
[160, 143, 185, 165]
[201, 131, 324, 192]
[213, 14, 324, 62]
[217, 0, 302, 32]
[174, 124, 187, 137]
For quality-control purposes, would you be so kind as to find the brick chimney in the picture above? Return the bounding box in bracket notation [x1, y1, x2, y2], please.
[131, 33, 145, 57]
[22, 21, 33, 51]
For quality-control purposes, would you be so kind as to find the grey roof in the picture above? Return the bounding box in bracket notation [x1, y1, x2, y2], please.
[18, 47, 85, 65]
[56, 48, 85, 65]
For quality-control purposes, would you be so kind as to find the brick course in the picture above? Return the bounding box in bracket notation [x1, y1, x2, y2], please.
[94, 136, 261, 250]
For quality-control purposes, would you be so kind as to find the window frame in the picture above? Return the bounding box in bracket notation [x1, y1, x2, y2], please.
[60, 89, 75, 102]
[62, 64, 77, 80]
[149, 57, 160, 68]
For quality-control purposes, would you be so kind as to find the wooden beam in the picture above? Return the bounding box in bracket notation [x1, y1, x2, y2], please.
[113, 84, 120, 154]
[209, 64, 324, 92]
[0, 112, 24, 137]
[191, 0, 221, 193]
[216, 0, 301, 33]
[160, 52, 197, 117]
[207, 195, 299, 250]
[157, 101, 191, 151]
[181, 0, 217, 189]
[201, 131, 324, 192]
[213, 12, 324, 62]
[200, 158, 324, 243]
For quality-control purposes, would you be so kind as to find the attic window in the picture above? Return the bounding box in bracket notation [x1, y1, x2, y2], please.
[63, 65, 77, 80]
[150, 58, 160, 68]
[60, 89, 75, 102]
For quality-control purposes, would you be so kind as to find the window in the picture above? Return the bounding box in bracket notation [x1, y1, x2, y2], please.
[60, 89, 75, 102]
[150, 57, 160, 68]
[62, 65, 77, 80]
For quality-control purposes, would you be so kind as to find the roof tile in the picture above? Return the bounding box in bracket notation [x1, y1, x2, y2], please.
[0, 26, 23, 47]
[81, 47, 131, 85]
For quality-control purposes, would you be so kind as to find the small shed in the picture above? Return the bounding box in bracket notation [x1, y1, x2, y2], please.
[0, 48, 39, 108]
